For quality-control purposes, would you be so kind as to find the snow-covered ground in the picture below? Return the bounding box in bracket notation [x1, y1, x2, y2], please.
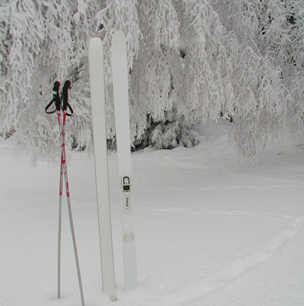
[1, 121, 304, 306]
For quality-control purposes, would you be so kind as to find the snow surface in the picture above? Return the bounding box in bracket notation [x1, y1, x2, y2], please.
[1, 120, 304, 306]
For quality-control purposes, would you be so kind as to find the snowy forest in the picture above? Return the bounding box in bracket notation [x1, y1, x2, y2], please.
[0, 0, 303, 164]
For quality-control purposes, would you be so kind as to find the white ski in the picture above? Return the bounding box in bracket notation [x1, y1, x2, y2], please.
[111, 30, 138, 291]
[89, 37, 116, 301]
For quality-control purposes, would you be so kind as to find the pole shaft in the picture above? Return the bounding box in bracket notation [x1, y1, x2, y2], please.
[57, 110, 85, 306]
[57, 112, 63, 299]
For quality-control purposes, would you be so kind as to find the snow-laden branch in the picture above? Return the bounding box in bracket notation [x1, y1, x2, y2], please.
[0, 0, 303, 163]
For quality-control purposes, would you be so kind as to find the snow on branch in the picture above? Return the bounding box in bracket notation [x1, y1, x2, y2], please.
[0, 0, 303, 163]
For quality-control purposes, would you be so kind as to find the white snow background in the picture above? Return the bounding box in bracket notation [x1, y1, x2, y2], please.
[1, 120, 304, 306]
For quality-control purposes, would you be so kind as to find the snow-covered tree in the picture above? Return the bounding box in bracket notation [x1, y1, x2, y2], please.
[0, 0, 303, 164]
[0, 0, 104, 164]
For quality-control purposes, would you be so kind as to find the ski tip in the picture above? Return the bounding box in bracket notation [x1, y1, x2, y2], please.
[111, 31, 127, 58]
[113, 30, 125, 37]
[89, 37, 102, 49]
[112, 30, 126, 44]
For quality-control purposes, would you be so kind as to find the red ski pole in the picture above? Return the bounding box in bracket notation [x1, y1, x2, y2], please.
[60, 80, 84, 306]
[46, 81, 84, 306]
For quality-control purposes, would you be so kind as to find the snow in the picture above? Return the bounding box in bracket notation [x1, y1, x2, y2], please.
[1, 120, 304, 306]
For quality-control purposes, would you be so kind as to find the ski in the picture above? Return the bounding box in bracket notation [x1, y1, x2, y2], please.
[111, 30, 138, 291]
[88, 37, 116, 301]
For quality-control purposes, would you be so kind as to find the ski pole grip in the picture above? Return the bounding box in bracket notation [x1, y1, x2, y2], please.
[45, 81, 61, 114]
[62, 80, 73, 116]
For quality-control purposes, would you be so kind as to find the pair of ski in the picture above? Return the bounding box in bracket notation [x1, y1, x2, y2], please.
[45, 81, 85, 306]
[89, 31, 138, 301]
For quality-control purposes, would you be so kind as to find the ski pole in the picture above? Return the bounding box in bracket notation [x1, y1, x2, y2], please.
[45, 81, 84, 306]
[60, 81, 85, 306]
[55, 82, 63, 300]
[45, 82, 64, 298]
